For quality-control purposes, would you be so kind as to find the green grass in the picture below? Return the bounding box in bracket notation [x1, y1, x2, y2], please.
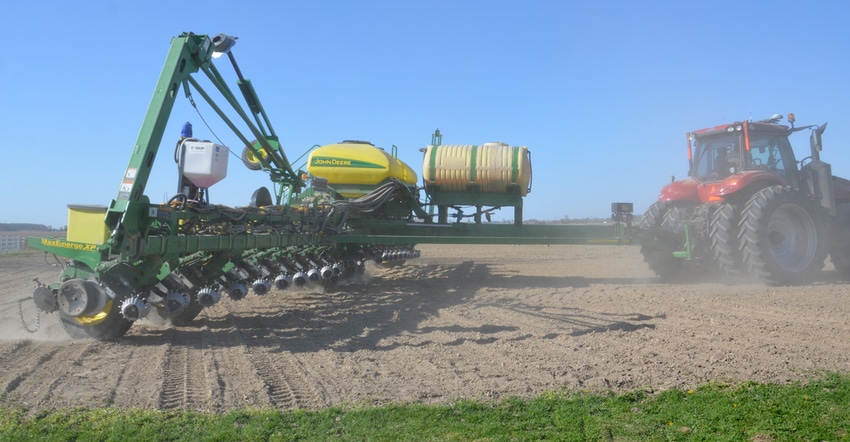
[2, 374, 849, 441]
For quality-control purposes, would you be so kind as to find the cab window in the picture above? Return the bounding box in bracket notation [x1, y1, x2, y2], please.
[748, 135, 792, 179]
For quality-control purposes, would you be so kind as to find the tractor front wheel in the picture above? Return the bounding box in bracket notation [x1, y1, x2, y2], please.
[640, 201, 696, 281]
[709, 201, 745, 282]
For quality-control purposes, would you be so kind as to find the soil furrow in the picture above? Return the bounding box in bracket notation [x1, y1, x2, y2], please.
[105, 332, 169, 409]
[0, 346, 62, 404]
[34, 342, 99, 405]
[0, 340, 31, 367]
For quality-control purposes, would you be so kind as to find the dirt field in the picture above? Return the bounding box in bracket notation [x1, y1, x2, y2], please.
[1, 244, 849, 412]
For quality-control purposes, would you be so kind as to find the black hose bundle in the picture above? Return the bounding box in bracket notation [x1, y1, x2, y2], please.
[330, 180, 407, 215]
[321, 180, 409, 232]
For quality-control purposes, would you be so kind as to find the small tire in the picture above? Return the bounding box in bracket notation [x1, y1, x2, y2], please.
[242, 143, 266, 171]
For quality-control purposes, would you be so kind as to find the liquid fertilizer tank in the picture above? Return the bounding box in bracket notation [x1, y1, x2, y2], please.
[422, 142, 532, 196]
[421, 141, 532, 224]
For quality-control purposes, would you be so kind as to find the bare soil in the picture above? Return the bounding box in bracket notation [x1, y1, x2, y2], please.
[1, 244, 849, 412]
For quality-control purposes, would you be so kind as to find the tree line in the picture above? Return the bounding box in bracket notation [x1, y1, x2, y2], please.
[0, 223, 62, 232]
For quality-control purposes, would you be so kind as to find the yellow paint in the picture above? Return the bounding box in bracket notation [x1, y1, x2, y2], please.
[67, 205, 109, 245]
[307, 142, 417, 195]
[74, 300, 113, 326]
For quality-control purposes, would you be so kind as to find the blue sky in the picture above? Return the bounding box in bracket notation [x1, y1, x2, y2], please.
[2, 1, 849, 228]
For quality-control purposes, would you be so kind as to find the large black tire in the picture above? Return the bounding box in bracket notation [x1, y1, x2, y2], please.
[58, 313, 94, 340]
[640, 201, 676, 280]
[709, 202, 745, 281]
[739, 186, 828, 285]
[58, 283, 133, 340]
[828, 203, 850, 275]
[640, 201, 696, 281]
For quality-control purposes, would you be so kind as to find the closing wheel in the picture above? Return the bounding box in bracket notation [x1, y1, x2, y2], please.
[150, 294, 203, 327]
[739, 186, 827, 284]
[58, 282, 133, 340]
[170, 296, 204, 326]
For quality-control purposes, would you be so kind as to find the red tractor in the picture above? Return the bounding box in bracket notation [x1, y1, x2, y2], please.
[640, 113, 850, 284]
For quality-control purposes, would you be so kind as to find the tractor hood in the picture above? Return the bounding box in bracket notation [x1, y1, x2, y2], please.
[659, 170, 788, 204]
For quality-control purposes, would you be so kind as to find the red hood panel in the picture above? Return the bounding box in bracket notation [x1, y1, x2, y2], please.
[658, 172, 786, 203]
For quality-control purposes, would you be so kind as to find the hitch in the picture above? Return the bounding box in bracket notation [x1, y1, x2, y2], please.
[672, 224, 694, 260]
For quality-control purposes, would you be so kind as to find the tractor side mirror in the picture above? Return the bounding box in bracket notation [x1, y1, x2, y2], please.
[810, 122, 828, 153]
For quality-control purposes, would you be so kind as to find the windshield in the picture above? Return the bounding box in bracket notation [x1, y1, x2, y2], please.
[692, 133, 741, 181]
[747, 133, 793, 179]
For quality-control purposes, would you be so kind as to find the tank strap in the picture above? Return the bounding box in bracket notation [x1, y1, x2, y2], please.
[511, 146, 519, 184]
[428, 145, 439, 182]
[470, 145, 478, 184]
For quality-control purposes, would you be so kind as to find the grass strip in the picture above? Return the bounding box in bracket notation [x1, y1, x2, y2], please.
[1, 373, 848, 441]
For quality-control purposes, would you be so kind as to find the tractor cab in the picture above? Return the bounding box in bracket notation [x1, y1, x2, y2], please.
[688, 115, 799, 188]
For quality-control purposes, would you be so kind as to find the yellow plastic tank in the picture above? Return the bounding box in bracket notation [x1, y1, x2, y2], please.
[307, 141, 417, 197]
[422, 143, 532, 196]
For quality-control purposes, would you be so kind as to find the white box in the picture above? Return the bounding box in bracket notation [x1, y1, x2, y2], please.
[180, 140, 229, 188]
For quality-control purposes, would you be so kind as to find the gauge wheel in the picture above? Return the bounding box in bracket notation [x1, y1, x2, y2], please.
[58, 283, 133, 340]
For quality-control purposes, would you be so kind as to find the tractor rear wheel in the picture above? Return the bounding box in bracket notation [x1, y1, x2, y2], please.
[739, 186, 827, 284]
[828, 203, 850, 275]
